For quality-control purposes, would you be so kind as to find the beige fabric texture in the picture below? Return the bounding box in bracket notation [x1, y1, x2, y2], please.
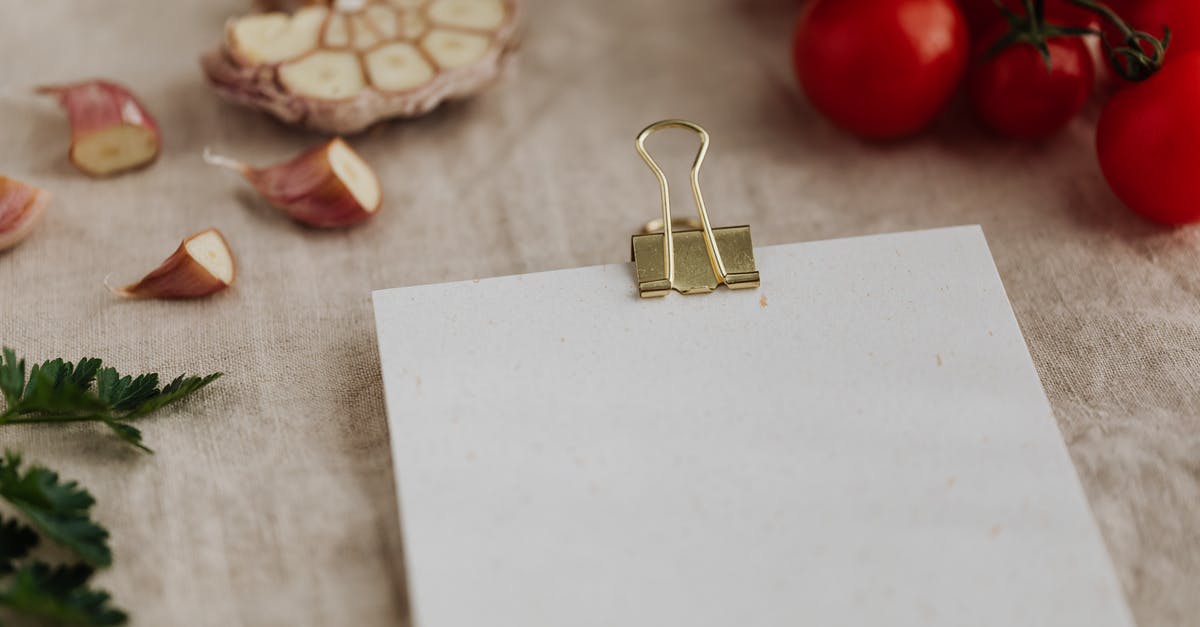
[1, 0, 1198, 625]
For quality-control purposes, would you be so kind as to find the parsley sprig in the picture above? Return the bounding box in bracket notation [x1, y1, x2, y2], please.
[0, 453, 125, 626]
[0, 348, 221, 453]
[0, 349, 221, 625]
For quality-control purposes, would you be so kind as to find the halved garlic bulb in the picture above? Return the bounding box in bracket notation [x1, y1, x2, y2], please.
[202, 0, 520, 134]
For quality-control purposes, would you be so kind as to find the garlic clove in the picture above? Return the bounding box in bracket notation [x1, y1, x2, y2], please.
[0, 176, 51, 252]
[364, 43, 435, 92]
[421, 29, 491, 70]
[350, 13, 384, 50]
[322, 11, 351, 47]
[427, 0, 506, 30]
[364, 4, 400, 38]
[279, 50, 366, 100]
[112, 229, 236, 299]
[204, 138, 382, 228]
[38, 80, 162, 178]
[229, 6, 329, 65]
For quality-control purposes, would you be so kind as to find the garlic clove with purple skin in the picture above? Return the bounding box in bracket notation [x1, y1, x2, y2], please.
[38, 80, 162, 177]
[0, 176, 51, 252]
[111, 229, 236, 299]
[204, 138, 381, 228]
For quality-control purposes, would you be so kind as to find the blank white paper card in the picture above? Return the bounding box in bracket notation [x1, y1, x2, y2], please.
[372, 226, 1133, 627]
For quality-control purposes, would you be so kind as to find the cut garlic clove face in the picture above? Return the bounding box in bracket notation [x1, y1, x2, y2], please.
[71, 125, 160, 177]
[231, 6, 328, 64]
[351, 14, 384, 49]
[183, 229, 236, 286]
[327, 139, 382, 213]
[322, 13, 350, 47]
[364, 43, 435, 91]
[365, 4, 399, 38]
[203, 0, 518, 134]
[422, 29, 490, 69]
[428, 0, 506, 30]
[397, 12, 428, 39]
[279, 50, 366, 100]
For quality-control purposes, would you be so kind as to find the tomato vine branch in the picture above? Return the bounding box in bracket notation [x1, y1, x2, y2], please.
[1062, 0, 1171, 81]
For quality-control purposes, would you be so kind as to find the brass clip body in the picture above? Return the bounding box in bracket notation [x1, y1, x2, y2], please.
[630, 120, 760, 298]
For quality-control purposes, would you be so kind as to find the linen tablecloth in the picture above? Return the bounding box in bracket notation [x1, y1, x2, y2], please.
[1, 0, 1197, 625]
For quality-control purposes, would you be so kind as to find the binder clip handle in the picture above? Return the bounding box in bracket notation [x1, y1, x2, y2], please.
[635, 120, 729, 288]
[631, 120, 760, 298]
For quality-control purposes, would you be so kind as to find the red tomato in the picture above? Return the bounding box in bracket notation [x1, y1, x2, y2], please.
[967, 25, 1095, 139]
[1105, 0, 1200, 56]
[1097, 51, 1200, 225]
[792, 0, 969, 139]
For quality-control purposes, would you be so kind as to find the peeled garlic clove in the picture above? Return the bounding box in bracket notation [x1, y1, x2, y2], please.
[38, 80, 162, 177]
[204, 138, 381, 228]
[0, 176, 51, 252]
[112, 229, 235, 299]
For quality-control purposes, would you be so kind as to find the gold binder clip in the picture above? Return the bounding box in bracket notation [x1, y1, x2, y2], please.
[631, 119, 760, 298]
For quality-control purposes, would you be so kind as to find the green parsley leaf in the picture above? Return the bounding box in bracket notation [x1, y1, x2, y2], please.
[101, 423, 151, 455]
[95, 369, 159, 412]
[18, 367, 109, 417]
[0, 349, 26, 409]
[0, 515, 39, 575]
[0, 453, 111, 567]
[0, 562, 127, 626]
[0, 348, 221, 452]
[127, 373, 222, 418]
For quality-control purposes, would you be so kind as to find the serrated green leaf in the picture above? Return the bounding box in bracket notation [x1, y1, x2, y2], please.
[38, 359, 67, 390]
[113, 374, 158, 412]
[94, 369, 160, 412]
[102, 423, 152, 455]
[0, 453, 111, 567]
[2, 349, 221, 452]
[128, 373, 222, 419]
[0, 562, 127, 626]
[37, 358, 104, 393]
[0, 515, 39, 575]
[17, 368, 108, 417]
[0, 349, 26, 409]
[93, 369, 126, 410]
[21, 363, 41, 402]
[69, 359, 103, 392]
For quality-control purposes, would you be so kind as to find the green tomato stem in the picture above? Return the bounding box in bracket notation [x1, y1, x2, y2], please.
[1060, 0, 1170, 80]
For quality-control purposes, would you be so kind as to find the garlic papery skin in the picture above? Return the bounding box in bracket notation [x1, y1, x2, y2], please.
[112, 229, 236, 300]
[38, 80, 162, 177]
[0, 176, 51, 252]
[204, 138, 382, 228]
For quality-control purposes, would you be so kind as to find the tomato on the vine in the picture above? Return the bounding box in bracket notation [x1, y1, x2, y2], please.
[792, 0, 969, 140]
[967, 24, 1095, 139]
[1097, 51, 1200, 224]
